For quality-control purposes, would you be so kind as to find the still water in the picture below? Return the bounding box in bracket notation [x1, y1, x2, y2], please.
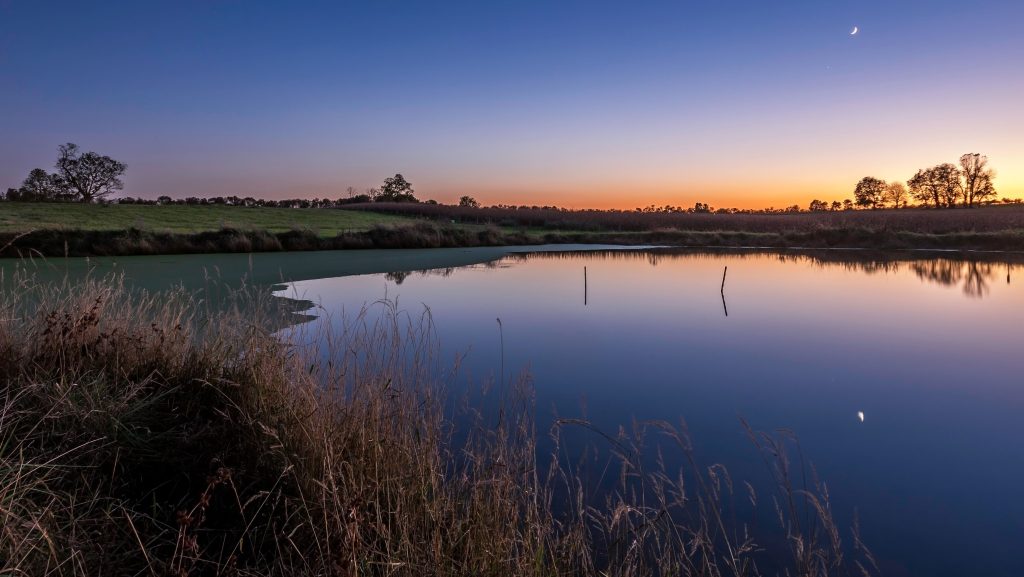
[8, 246, 1022, 575]
[276, 247, 1023, 577]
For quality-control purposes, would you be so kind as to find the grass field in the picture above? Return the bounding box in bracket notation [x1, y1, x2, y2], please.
[0, 202, 409, 235]
[3, 201, 1024, 256]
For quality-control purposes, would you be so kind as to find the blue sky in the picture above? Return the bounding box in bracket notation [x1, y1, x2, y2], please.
[2, 0, 1022, 207]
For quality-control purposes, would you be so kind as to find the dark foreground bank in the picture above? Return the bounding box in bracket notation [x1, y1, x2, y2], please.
[1, 274, 876, 576]
[3, 221, 1024, 257]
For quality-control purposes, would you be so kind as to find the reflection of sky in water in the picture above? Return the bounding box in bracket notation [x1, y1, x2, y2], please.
[278, 249, 1024, 577]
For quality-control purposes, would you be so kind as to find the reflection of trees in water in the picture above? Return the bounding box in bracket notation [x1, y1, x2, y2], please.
[815, 256, 1006, 298]
[795, 258, 903, 276]
[909, 260, 995, 298]
[385, 268, 458, 284]
[504, 250, 670, 267]
[505, 249, 1021, 299]
[963, 262, 991, 298]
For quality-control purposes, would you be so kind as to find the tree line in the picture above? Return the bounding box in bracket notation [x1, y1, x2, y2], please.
[2, 143, 430, 207]
[849, 153, 997, 210]
[118, 175, 424, 208]
[5, 144, 1017, 213]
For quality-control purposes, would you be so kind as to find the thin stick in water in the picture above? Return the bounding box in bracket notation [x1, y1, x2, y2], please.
[721, 266, 729, 317]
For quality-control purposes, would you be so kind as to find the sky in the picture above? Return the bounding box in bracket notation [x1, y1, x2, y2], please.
[1, 0, 1022, 209]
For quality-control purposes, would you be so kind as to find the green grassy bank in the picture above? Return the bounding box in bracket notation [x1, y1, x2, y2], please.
[3, 221, 1024, 258]
[3, 202, 1023, 256]
[0, 274, 873, 576]
[0, 202, 407, 235]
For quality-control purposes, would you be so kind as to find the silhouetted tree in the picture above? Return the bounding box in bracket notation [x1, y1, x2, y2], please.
[842, 199, 853, 210]
[908, 168, 938, 207]
[934, 164, 962, 207]
[8, 168, 69, 201]
[830, 200, 842, 211]
[55, 143, 127, 203]
[908, 164, 961, 208]
[459, 195, 480, 208]
[377, 174, 417, 202]
[884, 181, 908, 209]
[808, 199, 828, 211]
[959, 153, 996, 207]
[854, 177, 886, 209]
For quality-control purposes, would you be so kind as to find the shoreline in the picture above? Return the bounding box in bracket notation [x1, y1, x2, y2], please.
[3, 222, 1024, 258]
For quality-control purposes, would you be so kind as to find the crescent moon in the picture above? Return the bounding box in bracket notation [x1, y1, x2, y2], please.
[850, 26, 859, 35]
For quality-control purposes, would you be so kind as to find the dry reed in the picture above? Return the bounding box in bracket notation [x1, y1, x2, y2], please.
[0, 270, 877, 576]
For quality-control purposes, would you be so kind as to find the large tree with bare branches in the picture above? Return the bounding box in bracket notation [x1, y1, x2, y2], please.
[959, 153, 996, 207]
[55, 143, 127, 203]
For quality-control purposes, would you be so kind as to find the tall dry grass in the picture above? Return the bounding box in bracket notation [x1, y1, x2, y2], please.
[0, 271, 877, 576]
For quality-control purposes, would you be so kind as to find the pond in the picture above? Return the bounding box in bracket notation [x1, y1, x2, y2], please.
[8, 245, 1023, 576]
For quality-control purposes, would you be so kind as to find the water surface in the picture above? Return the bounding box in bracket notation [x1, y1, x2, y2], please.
[277, 247, 1024, 577]
[6, 246, 1022, 576]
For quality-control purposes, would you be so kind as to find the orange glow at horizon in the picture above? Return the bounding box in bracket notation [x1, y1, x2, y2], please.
[424, 175, 1024, 211]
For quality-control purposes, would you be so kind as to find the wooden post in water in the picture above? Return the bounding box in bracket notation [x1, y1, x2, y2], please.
[584, 266, 588, 306]
[721, 266, 728, 317]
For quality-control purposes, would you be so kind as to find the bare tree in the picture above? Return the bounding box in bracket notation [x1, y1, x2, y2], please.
[959, 153, 997, 207]
[973, 173, 996, 205]
[55, 143, 127, 203]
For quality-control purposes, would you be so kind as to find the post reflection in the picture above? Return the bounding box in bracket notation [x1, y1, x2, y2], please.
[497, 249, 1022, 301]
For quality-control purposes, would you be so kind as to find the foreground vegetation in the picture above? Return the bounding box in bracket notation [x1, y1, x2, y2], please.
[0, 273, 874, 576]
